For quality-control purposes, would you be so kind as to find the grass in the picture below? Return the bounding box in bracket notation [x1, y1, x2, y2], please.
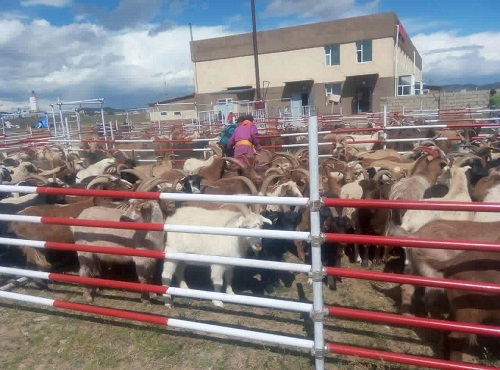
[0, 258, 498, 369]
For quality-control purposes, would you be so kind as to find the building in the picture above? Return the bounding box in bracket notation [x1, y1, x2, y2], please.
[148, 94, 198, 122]
[151, 12, 422, 120]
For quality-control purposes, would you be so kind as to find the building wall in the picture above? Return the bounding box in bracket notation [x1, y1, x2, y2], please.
[150, 109, 197, 121]
[380, 90, 490, 112]
[196, 37, 396, 94]
[191, 12, 413, 62]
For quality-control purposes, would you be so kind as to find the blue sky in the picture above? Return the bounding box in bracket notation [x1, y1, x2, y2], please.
[0, 0, 499, 110]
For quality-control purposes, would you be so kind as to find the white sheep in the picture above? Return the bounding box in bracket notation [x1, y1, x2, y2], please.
[162, 205, 272, 308]
[75, 158, 115, 183]
[183, 156, 215, 175]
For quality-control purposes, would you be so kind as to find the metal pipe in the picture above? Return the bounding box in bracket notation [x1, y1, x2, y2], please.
[251, 0, 261, 100]
[307, 116, 325, 369]
[323, 197, 500, 212]
[326, 267, 500, 294]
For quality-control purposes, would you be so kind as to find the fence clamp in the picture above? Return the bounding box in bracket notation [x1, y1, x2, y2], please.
[307, 199, 323, 212]
[308, 269, 325, 282]
[311, 345, 327, 359]
[309, 307, 327, 322]
[308, 233, 325, 246]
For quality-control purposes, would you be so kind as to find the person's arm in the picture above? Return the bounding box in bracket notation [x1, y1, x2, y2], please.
[250, 124, 261, 149]
[227, 129, 236, 148]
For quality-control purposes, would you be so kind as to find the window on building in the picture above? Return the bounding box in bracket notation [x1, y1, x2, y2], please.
[356, 40, 372, 63]
[217, 98, 233, 105]
[325, 83, 342, 96]
[397, 75, 414, 96]
[324, 44, 340, 66]
[160, 112, 167, 116]
[414, 81, 423, 95]
[174, 111, 181, 116]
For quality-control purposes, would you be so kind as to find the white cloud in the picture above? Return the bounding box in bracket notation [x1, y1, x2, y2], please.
[412, 31, 500, 83]
[0, 15, 236, 109]
[399, 18, 451, 35]
[20, 0, 71, 7]
[262, 0, 380, 20]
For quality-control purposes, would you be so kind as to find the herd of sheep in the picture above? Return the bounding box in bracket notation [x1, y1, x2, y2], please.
[0, 121, 499, 364]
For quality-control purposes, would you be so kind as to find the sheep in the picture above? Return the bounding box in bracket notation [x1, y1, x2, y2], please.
[387, 220, 500, 317]
[473, 183, 500, 222]
[431, 250, 500, 362]
[0, 166, 12, 184]
[252, 209, 301, 294]
[183, 155, 215, 175]
[8, 196, 115, 273]
[71, 199, 166, 303]
[352, 171, 394, 266]
[161, 205, 272, 308]
[388, 150, 448, 225]
[6, 162, 40, 184]
[75, 158, 116, 183]
[182, 143, 220, 175]
[399, 166, 473, 234]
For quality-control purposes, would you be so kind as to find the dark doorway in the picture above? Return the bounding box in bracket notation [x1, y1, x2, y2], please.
[301, 92, 309, 106]
[354, 87, 371, 113]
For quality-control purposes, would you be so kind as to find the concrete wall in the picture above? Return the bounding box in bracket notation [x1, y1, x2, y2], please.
[380, 90, 490, 112]
[195, 38, 397, 94]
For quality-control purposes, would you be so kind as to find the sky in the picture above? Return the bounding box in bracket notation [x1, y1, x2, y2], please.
[0, 0, 499, 111]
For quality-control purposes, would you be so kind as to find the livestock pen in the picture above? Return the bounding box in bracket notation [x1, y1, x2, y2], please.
[1, 116, 500, 369]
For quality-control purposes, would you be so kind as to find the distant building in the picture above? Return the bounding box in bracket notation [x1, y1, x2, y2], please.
[29, 91, 39, 113]
[148, 94, 198, 122]
[150, 12, 422, 120]
[192, 12, 422, 115]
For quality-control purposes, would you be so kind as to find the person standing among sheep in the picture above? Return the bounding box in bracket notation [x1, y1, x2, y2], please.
[227, 115, 261, 166]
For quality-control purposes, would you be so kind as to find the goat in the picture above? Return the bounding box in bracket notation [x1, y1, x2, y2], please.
[400, 166, 473, 234]
[257, 209, 301, 293]
[76, 158, 116, 183]
[388, 150, 448, 225]
[71, 199, 166, 303]
[388, 220, 500, 317]
[7, 162, 40, 184]
[352, 171, 394, 266]
[430, 251, 500, 362]
[161, 205, 272, 308]
[8, 196, 115, 273]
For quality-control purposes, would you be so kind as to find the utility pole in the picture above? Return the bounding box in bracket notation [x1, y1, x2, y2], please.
[251, 0, 261, 100]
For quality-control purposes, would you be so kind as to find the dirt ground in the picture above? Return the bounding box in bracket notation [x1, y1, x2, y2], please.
[1, 254, 498, 370]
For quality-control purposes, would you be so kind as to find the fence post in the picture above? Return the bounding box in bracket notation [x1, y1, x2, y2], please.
[307, 115, 326, 369]
[383, 105, 387, 150]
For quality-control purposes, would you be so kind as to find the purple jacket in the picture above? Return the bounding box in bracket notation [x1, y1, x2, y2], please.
[227, 123, 261, 158]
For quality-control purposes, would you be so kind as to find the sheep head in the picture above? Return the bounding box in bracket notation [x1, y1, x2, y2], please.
[120, 199, 163, 224]
[233, 205, 272, 254]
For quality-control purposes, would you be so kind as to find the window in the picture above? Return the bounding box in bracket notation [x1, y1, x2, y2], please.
[356, 40, 372, 63]
[174, 111, 181, 116]
[217, 98, 233, 105]
[325, 83, 342, 96]
[397, 75, 414, 96]
[160, 112, 167, 116]
[414, 81, 423, 95]
[324, 44, 340, 66]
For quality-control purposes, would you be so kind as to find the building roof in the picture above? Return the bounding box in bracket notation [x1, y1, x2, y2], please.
[191, 12, 421, 68]
[148, 93, 195, 106]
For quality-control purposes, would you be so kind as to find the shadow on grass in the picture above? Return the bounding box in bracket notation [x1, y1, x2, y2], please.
[0, 300, 319, 366]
